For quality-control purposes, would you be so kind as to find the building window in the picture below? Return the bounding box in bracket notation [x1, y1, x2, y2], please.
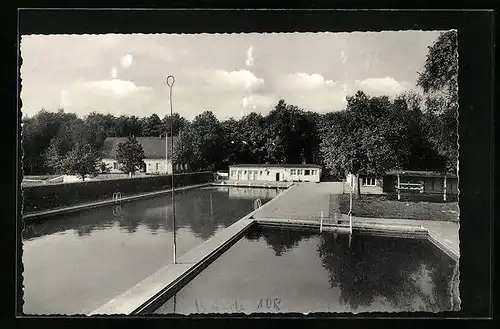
[156, 163, 159, 171]
[113, 162, 118, 169]
[304, 169, 310, 176]
[363, 177, 376, 186]
[297, 169, 303, 175]
[259, 171, 263, 175]
[267, 171, 270, 176]
[237, 170, 242, 175]
[290, 169, 296, 175]
[231, 170, 236, 176]
[244, 170, 247, 174]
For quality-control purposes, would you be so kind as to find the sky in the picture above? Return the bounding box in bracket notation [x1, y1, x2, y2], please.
[20, 31, 444, 120]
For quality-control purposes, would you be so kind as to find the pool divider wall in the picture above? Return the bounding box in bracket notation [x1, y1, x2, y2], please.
[88, 183, 298, 315]
[22, 171, 215, 213]
[23, 182, 213, 223]
[132, 220, 258, 314]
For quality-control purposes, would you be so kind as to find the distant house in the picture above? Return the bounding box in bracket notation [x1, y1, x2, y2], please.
[101, 136, 187, 175]
[345, 170, 458, 198]
[228, 164, 322, 183]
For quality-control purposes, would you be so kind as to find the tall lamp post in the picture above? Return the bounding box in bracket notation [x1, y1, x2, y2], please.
[166, 75, 177, 264]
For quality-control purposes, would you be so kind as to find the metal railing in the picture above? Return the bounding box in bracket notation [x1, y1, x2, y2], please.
[253, 198, 262, 210]
[112, 192, 122, 202]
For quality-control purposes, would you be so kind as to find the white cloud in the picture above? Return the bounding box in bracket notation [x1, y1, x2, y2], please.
[20, 32, 441, 119]
[325, 80, 336, 87]
[280, 73, 330, 90]
[210, 69, 264, 90]
[84, 79, 150, 96]
[353, 77, 412, 97]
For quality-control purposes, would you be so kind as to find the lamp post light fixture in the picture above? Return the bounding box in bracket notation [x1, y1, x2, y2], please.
[166, 75, 177, 264]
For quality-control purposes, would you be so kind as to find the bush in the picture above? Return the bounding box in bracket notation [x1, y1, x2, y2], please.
[22, 171, 214, 213]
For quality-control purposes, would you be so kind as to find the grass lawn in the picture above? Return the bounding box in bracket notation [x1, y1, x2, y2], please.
[338, 194, 459, 222]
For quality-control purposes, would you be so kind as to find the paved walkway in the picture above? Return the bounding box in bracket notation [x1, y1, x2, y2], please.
[252, 182, 343, 221]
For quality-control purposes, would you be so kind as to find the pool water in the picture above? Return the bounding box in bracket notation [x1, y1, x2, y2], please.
[154, 225, 457, 314]
[22, 186, 277, 315]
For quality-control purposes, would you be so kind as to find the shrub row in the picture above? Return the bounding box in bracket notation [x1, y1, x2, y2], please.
[22, 172, 215, 213]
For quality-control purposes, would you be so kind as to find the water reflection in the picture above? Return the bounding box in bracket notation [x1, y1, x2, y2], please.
[24, 187, 277, 241]
[22, 187, 276, 315]
[155, 226, 457, 314]
[245, 226, 316, 256]
[317, 233, 455, 312]
[228, 187, 278, 200]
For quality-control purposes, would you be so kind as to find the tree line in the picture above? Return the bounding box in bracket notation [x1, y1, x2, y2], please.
[21, 31, 457, 187]
[21, 111, 187, 175]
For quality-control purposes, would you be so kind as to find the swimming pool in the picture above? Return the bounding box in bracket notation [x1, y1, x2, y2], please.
[22, 186, 277, 315]
[154, 225, 458, 314]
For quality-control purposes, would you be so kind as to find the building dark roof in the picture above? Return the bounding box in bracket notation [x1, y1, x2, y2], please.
[229, 164, 322, 169]
[385, 170, 458, 178]
[102, 136, 178, 159]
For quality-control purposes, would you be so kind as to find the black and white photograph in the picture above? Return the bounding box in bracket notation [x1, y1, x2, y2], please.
[20, 22, 462, 315]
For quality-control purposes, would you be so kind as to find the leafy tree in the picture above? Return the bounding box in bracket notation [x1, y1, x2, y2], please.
[238, 112, 267, 164]
[389, 91, 444, 171]
[417, 31, 458, 174]
[84, 112, 119, 149]
[162, 113, 188, 137]
[183, 111, 224, 171]
[58, 143, 103, 181]
[173, 124, 196, 172]
[301, 111, 323, 164]
[116, 135, 146, 175]
[220, 118, 242, 166]
[141, 113, 163, 137]
[115, 115, 142, 137]
[319, 91, 397, 198]
[22, 109, 81, 175]
[263, 99, 307, 164]
[99, 162, 111, 174]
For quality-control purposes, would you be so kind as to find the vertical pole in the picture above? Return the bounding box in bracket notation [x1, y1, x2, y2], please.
[210, 193, 213, 215]
[443, 175, 447, 202]
[397, 172, 401, 200]
[320, 210, 323, 233]
[349, 188, 353, 234]
[167, 75, 176, 264]
[165, 133, 168, 174]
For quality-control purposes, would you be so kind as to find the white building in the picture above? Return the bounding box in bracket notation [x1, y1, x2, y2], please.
[228, 164, 322, 183]
[101, 136, 187, 175]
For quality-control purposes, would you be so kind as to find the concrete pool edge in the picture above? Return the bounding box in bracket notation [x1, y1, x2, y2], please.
[254, 217, 459, 262]
[87, 183, 297, 316]
[22, 183, 214, 222]
[87, 182, 459, 315]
